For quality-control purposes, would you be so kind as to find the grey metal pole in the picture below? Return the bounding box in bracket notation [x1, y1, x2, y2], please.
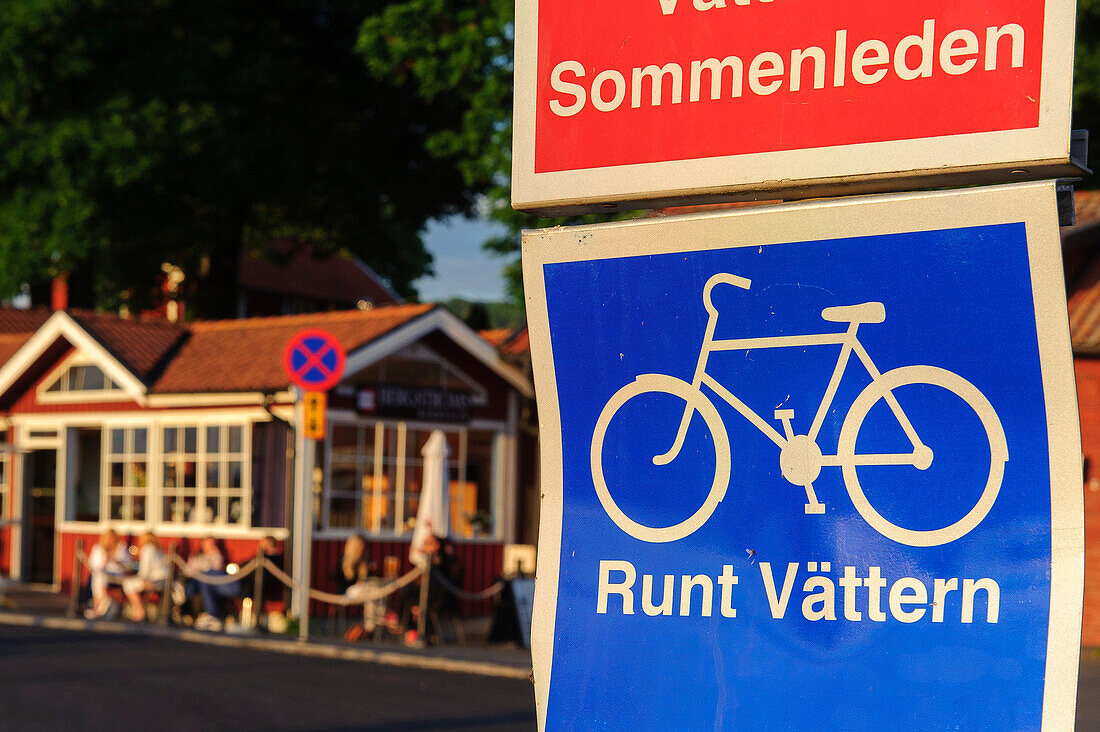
[67, 539, 83, 618]
[290, 389, 316, 642]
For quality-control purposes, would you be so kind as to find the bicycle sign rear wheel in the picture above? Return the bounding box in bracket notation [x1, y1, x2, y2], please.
[837, 365, 1008, 547]
[590, 374, 731, 543]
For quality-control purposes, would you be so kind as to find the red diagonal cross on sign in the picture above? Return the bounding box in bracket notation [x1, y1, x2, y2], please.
[283, 329, 347, 391]
[293, 342, 337, 381]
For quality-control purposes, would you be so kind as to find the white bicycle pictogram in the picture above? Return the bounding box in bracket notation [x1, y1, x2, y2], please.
[590, 273, 1009, 547]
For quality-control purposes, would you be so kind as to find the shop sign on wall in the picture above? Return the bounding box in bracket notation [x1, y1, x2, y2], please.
[357, 385, 473, 423]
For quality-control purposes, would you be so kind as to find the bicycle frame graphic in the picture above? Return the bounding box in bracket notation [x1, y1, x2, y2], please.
[590, 273, 1009, 547]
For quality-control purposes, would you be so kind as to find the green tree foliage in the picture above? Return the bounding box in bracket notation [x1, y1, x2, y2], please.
[0, 0, 478, 315]
[362, 1, 1100, 304]
[462, 301, 492, 331]
[439, 296, 523, 329]
[358, 0, 634, 304]
[1075, 0, 1100, 177]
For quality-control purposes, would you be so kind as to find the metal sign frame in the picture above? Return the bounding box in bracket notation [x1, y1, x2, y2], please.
[512, 0, 1079, 215]
[522, 181, 1082, 729]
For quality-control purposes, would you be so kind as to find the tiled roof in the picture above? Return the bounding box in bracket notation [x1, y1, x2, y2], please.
[239, 240, 400, 307]
[1070, 252, 1100, 353]
[69, 311, 187, 382]
[1066, 192, 1100, 353]
[1077, 190, 1100, 227]
[0, 334, 32, 365]
[0, 308, 50, 334]
[479, 329, 512, 348]
[479, 328, 530, 355]
[501, 329, 530, 356]
[0, 308, 187, 382]
[152, 304, 435, 393]
[0, 309, 50, 365]
[0, 303, 439, 395]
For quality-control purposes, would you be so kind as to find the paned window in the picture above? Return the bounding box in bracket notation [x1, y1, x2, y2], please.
[328, 423, 372, 531]
[106, 427, 148, 521]
[44, 364, 123, 394]
[324, 420, 497, 538]
[161, 424, 246, 525]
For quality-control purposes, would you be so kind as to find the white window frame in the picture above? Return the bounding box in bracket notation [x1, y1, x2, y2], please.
[387, 422, 467, 535]
[321, 413, 505, 541]
[103, 424, 151, 524]
[55, 419, 146, 529]
[63, 426, 104, 525]
[324, 420, 374, 533]
[17, 411, 278, 538]
[37, 354, 128, 404]
[159, 421, 251, 529]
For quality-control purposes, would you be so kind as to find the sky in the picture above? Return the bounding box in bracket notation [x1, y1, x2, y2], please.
[414, 214, 511, 302]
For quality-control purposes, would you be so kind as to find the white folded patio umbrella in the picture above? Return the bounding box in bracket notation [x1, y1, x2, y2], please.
[409, 430, 450, 568]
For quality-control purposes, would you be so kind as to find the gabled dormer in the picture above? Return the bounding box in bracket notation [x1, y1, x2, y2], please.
[38, 354, 127, 403]
[0, 310, 187, 409]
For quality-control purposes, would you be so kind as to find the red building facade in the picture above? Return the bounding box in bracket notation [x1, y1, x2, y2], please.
[0, 304, 532, 616]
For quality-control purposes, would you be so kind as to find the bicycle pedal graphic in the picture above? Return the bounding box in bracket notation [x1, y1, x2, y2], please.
[590, 272, 1009, 547]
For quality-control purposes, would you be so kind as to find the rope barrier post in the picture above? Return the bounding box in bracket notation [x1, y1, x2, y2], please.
[157, 543, 177, 626]
[416, 566, 430, 645]
[252, 547, 266, 630]
[67, 539, 83, 618]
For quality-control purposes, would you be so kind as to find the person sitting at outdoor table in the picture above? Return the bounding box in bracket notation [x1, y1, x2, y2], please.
[84, 528, 132, 619]
[242, 536, 287, 632]
[334, 534, 371, 595]
[250, 536, 285, 607]
[397, 534, 460, 645]
[333, 534, 381, 640]
[121, 532, 168, 622]
[179, 536, 241, 631]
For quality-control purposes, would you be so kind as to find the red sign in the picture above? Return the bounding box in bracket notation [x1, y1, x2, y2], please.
[512, 0, 1076, 213]
[283, 330, 346, 392]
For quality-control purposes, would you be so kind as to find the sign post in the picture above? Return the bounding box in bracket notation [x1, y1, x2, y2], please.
[283, 330, 346, 639]
[523, 183, 1082, 729]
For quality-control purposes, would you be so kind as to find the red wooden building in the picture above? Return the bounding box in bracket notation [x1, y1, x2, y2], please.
[1065, 191, 1100, 645]
[0, 303, 532, 617]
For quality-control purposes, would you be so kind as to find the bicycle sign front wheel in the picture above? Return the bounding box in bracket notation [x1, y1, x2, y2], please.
[837, 365, 1009, 547]
[590, 374, 731, 543]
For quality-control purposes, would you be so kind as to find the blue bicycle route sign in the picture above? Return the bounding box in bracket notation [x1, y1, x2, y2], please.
[522, 183, 1082, 730]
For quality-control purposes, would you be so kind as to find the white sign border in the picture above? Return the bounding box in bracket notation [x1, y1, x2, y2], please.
[512, 1, 1078, 214]
[523, 181, 1083, 730]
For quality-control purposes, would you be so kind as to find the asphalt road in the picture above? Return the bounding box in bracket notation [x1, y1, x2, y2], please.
[5, 624, 1100, 730]
[1077, 650, 1100, 731]
[0, 626, 536, 731]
